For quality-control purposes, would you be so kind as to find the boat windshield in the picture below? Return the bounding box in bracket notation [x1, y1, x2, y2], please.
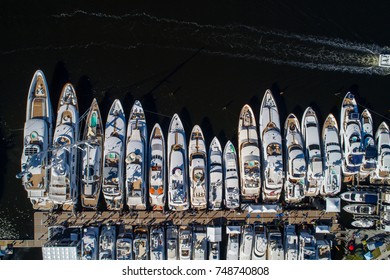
[267, 143, 281, 156]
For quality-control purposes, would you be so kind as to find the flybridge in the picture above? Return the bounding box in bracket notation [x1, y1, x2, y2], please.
[379, 54, 390, 67]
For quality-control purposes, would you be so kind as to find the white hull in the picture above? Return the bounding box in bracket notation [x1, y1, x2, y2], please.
[150, 225, 166, 260]
[267, 230, 284, 260]
[343, 204, 376, 215]
[208, 137, 223, 210]
[372, 122, 390, 181]
[167, 225, 178, 260]
[223, 141, 240, 209]
[298, 230, 317, 260]
[239, 225, 254, 260]
[252, 224, 267, 260]
[360, 109, 377, 179]
[351, 219, 375, 228]
[99, 225, 116, 260]
[284, 224, 298, 260]
[179, 226, 192, 260]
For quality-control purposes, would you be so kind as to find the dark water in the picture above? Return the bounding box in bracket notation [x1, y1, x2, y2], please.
[1, 1, 390, 259]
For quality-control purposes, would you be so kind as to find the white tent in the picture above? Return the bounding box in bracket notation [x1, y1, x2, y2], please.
[325, 197, 340, 212]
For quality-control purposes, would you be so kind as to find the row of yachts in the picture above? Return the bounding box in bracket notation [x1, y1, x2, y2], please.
[19, 70, 390, 211]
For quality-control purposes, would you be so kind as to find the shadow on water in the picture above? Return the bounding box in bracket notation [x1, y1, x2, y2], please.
[76, 75, 95, 115]
[0, 118, 12, 202]
[217, 130, 227, 147]
[200, 117, 214, 147]
[291, 105, 304, 122]
[179, 107, 193, 133]
[270, 83, 288, 125]
[249, 95, 261, 118]
[122, 91, 135, 115]
[99, 88, 115, 123]
[49, 61, 70, 106]
[142, 93, 159, 134]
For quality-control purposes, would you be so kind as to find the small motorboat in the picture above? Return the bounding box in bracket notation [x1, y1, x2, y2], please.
[340, 191, 378, 204]
[343, 204, 376, 215]
[351, 219, 375, 228]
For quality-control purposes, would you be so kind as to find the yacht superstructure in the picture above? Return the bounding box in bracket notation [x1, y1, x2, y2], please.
[226, 225, 240, 260]
[179, 226, 192, 260]
[239, 224, 254, 260]
[343, 204, 376, 215]
[99, 225, 116, 260]
[360, 109, 377, 179]
[284, 224, 298, 260]
[116, 226, 133, 260]
[150, 225, 166, 260]
[252, 223, 267, 260]
[267, 229, 284, 260]
[166, 225, 179, 260]
[82, 226, 99, 260]
[192, 226, 207, 260]
[340, 191, 378, 204]
[298, 230, 317, 260]
[372, 122, 390, 181]
[133, 226, 149, 260]
[223, 141, 240, 209]
[208, 137, 223, 210]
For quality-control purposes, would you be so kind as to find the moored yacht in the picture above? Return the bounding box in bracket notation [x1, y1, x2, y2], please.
[189, 125, 207, 210]
[321, 114, 342, 196]
[316, 239, 331, 260]
[208, 137, 223, 210]
[259, 90, 283, 202]
[284, 224, 298, 260]
[340, 191, 378, 204]
[267, 229, 284, 260]
[226, 225, 241, 260]
[343, 204, 376, 215]
[298, 229, 317, 260]
[351, 219, 375, 228]
[360, 109, 377, 179]
[149, 123, 166, 210]
[252, 223, 267, 260]
[284, 114, 306, 203]
[150, 225, 166, 260]
[125, 100, 147, 210]
[116, 226, 133, 260]
[192, 226, 207, 260]
[372, 122, 390, 181]
[207, 226, 222, 260]
[238, 105, 261, 203]
[239, 224, 254, 260]
[81, 99, 103, 209]
[302, 107, 323, 196]
[167, 114, 189, 211]
[103, 100, 126, 210]
[179, 226, 192, 260]
[166, 225, 179, 260]
[133, 226, 149, 260]
[99, 225, 116, 260]
[223, 141, 240, 209]
[82, 226, 99, 260]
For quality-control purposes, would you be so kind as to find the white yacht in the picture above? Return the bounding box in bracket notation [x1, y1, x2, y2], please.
[209, 242, 220, 260]
[133, 226, 149, 260]
[208, 137, 223, 210]
[351, 219, 374, 228]
[252, 223, 267, 260]
[223, 141, 240, 209]
[340, 92, 364, 177]
[207, 226, 222, 260]
[238, 104, 261, 203]
[81, 99, 103, 209]
[302, 107, 323, 196]
[239, 224, 254, 260]
[284, 224, 298, 260]
[226, 225, 241, 260]
[49, 83, 79, 210]
[321, 114, 342, 196]
[360, 109, 377, 179]
[103, 99, 126, 210]
[379, 54, 390, 67]
[267, 230, 284, 260]
[343, 204, 376, 215]
[99, 225, 116, 260]
[150, 225, 166, 260]
[125, 100, 147, 210]
[340, 191, 378, 204]
[149, 123, 166, 210]
[189, 125, 207, 210]
[372, 122, 390, 181]
[166, 225, 179, 260]
[259, 90, 283, 202]
[316, 239, 331, 260]
[298, 230, 317, 260]
[192, 226, 207, 260]
[20, 70, 54, 210]
[284, 114, 306, 203]
[116, 226, 133, 260]
[167, 114, 189, 211]
[82, 226, 99, 260]
[179, 226, 192, 260]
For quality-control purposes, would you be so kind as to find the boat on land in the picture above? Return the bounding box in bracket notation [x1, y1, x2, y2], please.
[351, 219, 375, 228]
[259, 90, 283, 202]
[340, 191, 378, 204]
[82, 226, 99, 260]
[81, 99, 103, 209]
[302, 107, 323, 196]
[116, 226, 133, 260]
[149, 123, 166, 210]
[239, 224, 254, 260]
[298, 229, 317, 260]
[125, 100, 147, 210]
[167, 114, 189, 211]
[150, 225, 166, 260]
[192, 226, 207, 260]
[189, 125, 207, 210]
[343, 204, 376, 215]
[284, 114, 306, 203]
[284, 224, 298, 260]
[102, 99, 126, 210]
[267, 229, 284, 260]
[379, 54, 390, 67]
[133, 226, 149, 260]
[373, 122, 390, 181]
[99, 225, 116, 260]
[226, 225, 241, 260]
[49, 83, 79, 210]
[321, 114, 342, 196]
[167, 225, 179, 260]
[20, 70, 54, 210]
[360, 109, 377, 179]
[179, 226, 192, 260]
[208, 137, 223, 210]
[223, 141, 240, 209]
[252, 223, 267, 260]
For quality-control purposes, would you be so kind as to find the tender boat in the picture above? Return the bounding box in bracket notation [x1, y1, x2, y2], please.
[316, 239, 331, 260]
[238, 104, 261, 203]
[223, 141, 240, 209]
[259, 90, 283, 202]
[343, 204, 376, 215]
[284, 114, 306, 203]
[116, 226, 133, 260]
[379, 54, 390, 67]
[351, 219, 375, 228]
[226, 225, 240, 260]
[302, 107, 323, 196]
[284, 224, 298, 260]
[189, 125, 208, 210]
[179, 226, 192, 260]
[298, 230, 317, 260]
[102, 99, 126, 210]
[125, 100, 147, 210]
[81, 99, 103, 209]
[208, 137, 223, 210]
[340, 191, 378, 204]
[340, 92, 364, 177]
[99, 225, 116, 260]
[49, 83, 79, 210]
[82, 226, 99, 260]
[166, 225, 179, 260]
[20, 70, 54, 210]
[192, 226, 207, 260]
[372, 122, 390, 181]
[167, 114, 189, 211]
[360, 109, 377, 179]
[252, 223, 267, 260]
[133, 226, 149, 260]
[239, 224, 254, 260]
[321, 114, 342, 196]
[149, 123, 166, 211]
[150, 225, 166, 260]
[267, 229, 284, 260]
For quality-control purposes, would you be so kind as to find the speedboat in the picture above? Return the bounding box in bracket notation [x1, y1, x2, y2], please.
[179, 226, 192, 260]
[302, 107, 323, 196]
[351, 219, 375, 228]
[343, 204, 376, 215]
[208, 137, 223, 210]
[267, 229, 284, 260]
[99, 225, 116, 260]
[316, 239, 331, 260]
[372, 122, 390, 180]
[360, 109, 377, 179]
[20, 70, 54, 210]
[150, 225, 166, 260]
[192, 226, 207, 260]
[167, 114, 189, 211]
[166, 225, 178, 260]
[125, 100, 147, 210]
[259, 90, 283, 202]
[149, 123, 166, 211]
[223, 141, 240, 209]
[284, 114, 306, 203]
[321, 114, 342, 196]
[340, 191, 378, 204]
[103, 99, 126, 210]
[82, 226, 99, 260]
[81, 99, 103, 209]
[226, 225, 241, 260]
[49, 83, 79, 210]
[298, 230, 317, 260]
[284, 224, 298, 260]
[239, 224, 254, 260]
[379, 54, 390, 67]
[133, 226, 149, 260]
[116, 226, 133, 260]
[238, 104, 261, 203]
[340, 92, 364, 177]
[252, 223, 267, 260]
[189, 125, 207, 210]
